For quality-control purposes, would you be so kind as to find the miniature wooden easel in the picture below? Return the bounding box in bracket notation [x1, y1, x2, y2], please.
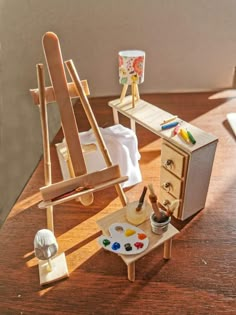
[31, 31, 128, 210]
[30, 31, 128, 284]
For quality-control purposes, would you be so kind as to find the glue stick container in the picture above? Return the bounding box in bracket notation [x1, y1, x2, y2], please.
[126, 201, 150, 226]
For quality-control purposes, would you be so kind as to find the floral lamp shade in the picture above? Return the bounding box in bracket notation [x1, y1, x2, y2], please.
[118, 50, 145, 86]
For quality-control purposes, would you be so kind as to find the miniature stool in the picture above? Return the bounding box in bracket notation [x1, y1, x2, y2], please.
[97, 204, 179, 282]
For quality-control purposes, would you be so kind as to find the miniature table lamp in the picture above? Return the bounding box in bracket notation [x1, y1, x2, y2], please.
[118, 50, 145, 107]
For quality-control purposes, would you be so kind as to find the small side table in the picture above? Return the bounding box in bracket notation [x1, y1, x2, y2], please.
[96, 203, 179, 282]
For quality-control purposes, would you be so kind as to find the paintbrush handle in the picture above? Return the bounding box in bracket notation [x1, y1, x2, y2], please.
[148, 184, 162, 221]
[139, 186, 147, 203]
[136, 186, 147, 211]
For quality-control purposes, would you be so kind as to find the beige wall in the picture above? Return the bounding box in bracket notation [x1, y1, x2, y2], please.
[1, 0, 236, 226]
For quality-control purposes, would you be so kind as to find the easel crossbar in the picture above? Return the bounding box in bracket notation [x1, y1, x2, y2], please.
[40, 165, 125, 202]
[30, 80, 90, 106]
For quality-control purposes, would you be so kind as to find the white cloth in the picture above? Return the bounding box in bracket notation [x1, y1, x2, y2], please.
[78, 124, 142, 188]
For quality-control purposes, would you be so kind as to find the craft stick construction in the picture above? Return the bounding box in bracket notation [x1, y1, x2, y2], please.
[30, 31, 128, 284]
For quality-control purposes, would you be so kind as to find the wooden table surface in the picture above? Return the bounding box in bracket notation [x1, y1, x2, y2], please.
[1, 92, 236, 314]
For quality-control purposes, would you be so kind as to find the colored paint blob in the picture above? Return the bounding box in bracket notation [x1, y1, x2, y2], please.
[103, 239, 111, 247]
[124, 243, 132, 251]
[125, 229, 136, 237]
[138, 233, 147, 240]
[134, 242, 144, 249]
[112, 242, 121, 250]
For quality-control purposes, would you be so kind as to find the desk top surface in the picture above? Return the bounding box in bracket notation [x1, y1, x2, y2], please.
[109, 96, 218, 153]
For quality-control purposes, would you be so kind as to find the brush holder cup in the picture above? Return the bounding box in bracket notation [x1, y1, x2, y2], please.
[150, 211, 171, 235]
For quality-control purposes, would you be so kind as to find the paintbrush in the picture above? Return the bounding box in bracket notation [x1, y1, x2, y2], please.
[165, 199, 180, 217]
[51, 185, 94, 201]
[136, 186, 147, 211]
[148, 183, 167, 222]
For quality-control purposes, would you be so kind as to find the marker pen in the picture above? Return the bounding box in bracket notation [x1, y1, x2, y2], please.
[187, 130, 196, 144]
[161, 121, 179, 130]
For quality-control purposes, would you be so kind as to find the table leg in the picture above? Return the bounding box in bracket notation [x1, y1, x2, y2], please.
[127, 262, 135, 282]
[130, 119, 136, 133]
[163, 238, 172, 259]
[112, 108, 119, 125]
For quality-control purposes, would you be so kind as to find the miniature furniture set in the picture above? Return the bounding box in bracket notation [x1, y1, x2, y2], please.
[30, 32, 218, 284]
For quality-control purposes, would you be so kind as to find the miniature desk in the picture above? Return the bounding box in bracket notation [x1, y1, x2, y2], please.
[108, 96, 218, 220]
[96, 205, 179, 282]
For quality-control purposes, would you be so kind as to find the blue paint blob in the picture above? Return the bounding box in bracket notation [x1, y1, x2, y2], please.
[112, 242, 121, 250]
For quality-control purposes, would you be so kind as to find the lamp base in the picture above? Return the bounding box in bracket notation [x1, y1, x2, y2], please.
[38, 252, 69, 286]
[120, 83, 140, 107]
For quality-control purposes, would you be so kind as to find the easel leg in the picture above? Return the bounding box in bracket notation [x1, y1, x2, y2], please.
[67, 151, 75, 178]
[114, 184, 127, 207]
[46, 206, 54, 233]
[163, 238, 172, 259]
[127, 262, 135, 282]
[65, 60, 127, 207]
[112, 108, 119, 125]
[131, 82, 135, 108]
[134, 83, 140, 101]
[120, 84, 128, 103]
[37, 64, 54, 233]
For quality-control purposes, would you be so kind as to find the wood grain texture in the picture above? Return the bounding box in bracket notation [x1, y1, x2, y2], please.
[1, 92, 236, 314]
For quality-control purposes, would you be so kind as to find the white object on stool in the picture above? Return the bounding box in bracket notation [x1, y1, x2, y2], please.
[56, 124, 142, 188]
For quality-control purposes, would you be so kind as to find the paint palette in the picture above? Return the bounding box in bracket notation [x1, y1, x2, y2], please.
[98, 222, 149, 255]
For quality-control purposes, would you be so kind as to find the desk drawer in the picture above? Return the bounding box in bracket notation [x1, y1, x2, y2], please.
[161, 143, 187, 178]
[160, 166, 183, 198]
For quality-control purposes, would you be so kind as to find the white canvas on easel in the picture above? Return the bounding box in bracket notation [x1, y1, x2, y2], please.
[55, 125, 142, 188]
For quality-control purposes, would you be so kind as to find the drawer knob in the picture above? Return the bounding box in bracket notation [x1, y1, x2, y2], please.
[164, 159, 173, 169]
[162, 182, 172, 192]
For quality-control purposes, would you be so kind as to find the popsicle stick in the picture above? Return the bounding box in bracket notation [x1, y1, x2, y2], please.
[127, 262, 135, 282]
[163, 239, 172, 259]
[65, 59, 127, 207]
[40, 165, 123, 201]
[120, 84, 128, 103]
[36, 63, 54, 232]
[134, 83, 140, 101]
[30, 80, 90, 106]
[131, 82, 135, 108]
[43, 32, 87, 177]
[38, 176, 128, 209]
